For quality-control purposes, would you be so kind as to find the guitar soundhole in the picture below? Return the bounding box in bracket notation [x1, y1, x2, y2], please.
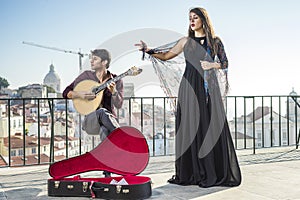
[91, 87, 98, 93]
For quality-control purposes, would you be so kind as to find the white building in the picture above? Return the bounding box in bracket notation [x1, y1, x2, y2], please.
[229, 106, 296, 148]
[18, 84, 48, 98]
[43, 64, 61, 93]
[287, 88, 300, 123]
[124, 82, 135, 97]
[0, 105, 23, 138]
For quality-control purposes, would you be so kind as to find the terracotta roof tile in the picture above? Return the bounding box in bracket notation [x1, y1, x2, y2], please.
[10, 154, 49, 166]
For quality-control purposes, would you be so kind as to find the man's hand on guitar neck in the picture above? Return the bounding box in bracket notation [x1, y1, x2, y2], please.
[107, 81, 117, 95]
[68, 90, 96, 100]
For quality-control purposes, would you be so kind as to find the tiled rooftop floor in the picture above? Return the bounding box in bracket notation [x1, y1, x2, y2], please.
[1, 146, 300, 200]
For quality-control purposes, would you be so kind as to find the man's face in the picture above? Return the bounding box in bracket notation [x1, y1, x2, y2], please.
[90, 55, 106, 70]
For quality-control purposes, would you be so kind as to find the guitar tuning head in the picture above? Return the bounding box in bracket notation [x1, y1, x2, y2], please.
[128, 66, 142, 76]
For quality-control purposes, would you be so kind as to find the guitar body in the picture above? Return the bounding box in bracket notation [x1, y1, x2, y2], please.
[73, 80, 104, 115]
[72, 66, 142, 115]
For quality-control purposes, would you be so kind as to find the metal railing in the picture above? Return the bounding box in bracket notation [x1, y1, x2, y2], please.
[225, 95, 300, 154]
[0, 95, 299, 167]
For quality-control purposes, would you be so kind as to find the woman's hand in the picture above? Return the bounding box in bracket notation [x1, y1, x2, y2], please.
[200, 61, 220, 70]
[134, 40, 150, 52]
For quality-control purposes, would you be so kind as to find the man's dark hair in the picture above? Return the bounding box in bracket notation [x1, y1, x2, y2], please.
[91, 49, 111, 68]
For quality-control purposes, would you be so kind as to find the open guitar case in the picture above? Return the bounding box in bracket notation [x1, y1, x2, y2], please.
[48, 126, 152, 199]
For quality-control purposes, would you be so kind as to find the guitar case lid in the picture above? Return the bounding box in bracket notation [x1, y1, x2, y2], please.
[49, 126, 150, 178]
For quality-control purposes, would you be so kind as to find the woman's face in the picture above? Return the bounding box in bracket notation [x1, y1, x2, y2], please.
[189, 12, 203, 31]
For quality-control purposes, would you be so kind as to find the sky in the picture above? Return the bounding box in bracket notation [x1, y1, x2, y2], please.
[1, 0, 300, 97]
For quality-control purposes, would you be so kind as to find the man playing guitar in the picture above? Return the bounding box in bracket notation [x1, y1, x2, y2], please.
[62, 49, 124, 176]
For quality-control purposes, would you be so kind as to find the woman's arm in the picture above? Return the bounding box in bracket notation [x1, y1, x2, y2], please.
[215, 37, 228, 69]
[136, 37, 187, 61]
[201, 37, 228, 70]
[151, 37, 187, 61]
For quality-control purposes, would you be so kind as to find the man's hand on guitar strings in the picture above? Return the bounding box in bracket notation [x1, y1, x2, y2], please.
[77, 91, 96, 100]
[107, 82, 117, 95]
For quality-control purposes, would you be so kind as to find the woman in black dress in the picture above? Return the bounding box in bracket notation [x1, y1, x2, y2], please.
[136, 7, 241, 187]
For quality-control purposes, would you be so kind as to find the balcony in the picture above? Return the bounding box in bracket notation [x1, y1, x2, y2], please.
[0, 96, 300, 199]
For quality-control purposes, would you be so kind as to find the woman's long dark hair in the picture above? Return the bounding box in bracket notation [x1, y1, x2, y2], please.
[188, 7, 229, 96]
[188, 7, 217, 57]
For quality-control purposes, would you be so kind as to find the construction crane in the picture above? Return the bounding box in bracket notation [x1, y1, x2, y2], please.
[22, 41, 89, 72]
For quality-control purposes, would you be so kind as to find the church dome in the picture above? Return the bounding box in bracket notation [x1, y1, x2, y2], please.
[289, 87, 297, 96]
[43, 64, 61, 92]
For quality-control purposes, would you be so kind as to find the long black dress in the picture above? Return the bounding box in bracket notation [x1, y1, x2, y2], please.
[168, 36, 241, 187]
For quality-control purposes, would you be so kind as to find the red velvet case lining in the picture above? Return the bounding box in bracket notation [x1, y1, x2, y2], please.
[49, 126, 150, 179]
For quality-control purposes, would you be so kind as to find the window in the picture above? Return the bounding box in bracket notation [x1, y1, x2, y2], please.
[32, 148, 36, 154]
[257, 132, 262, 140]
[272, 130, 276, 144]
[18, 149, 24, 156]
[282, 132, 287, 140]
[11, 150, 16, 156]
[13, 120, 16, 128]
[257, 143, 262, 147]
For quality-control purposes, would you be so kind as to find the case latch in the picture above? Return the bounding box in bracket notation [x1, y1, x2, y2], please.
[67, 185, 74, 190]
[116, 185, 122, 194]
[83, 182, 88, 192]
[54, 181, 60, 189]
[122, 189, 130, 194]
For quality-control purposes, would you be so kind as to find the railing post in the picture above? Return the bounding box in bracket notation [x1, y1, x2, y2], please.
[279, 97, 282, 146]
[79, 114, 82, 155]
[8, 99, 11, 167]
[262, 97, 264, 147]
[129, 98, 132, 126]
[152, 98, 155, 157]
[37, 99, 41, 164]
[22, 99, 26, 166]
[140, 98, 143, 133]
[291, 96, 300, 149]
[48, 99, 55, 163]
[234, 97, 237, 149]
[65, 99, 69, 159]
[244, 97, 247, 149]
[287, 96, 290, 145]
[252, 97, 255, 154]
[270, 97, 273, 147]
[295, 97, 298, 146]
[163, 97, 167, 156]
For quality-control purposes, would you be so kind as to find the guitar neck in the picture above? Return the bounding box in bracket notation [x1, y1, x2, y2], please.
[94, 72, 128, 94]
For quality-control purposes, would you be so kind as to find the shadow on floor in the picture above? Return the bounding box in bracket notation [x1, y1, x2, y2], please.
[150, 183, 230, 199]
[1, 183, 230, 200]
